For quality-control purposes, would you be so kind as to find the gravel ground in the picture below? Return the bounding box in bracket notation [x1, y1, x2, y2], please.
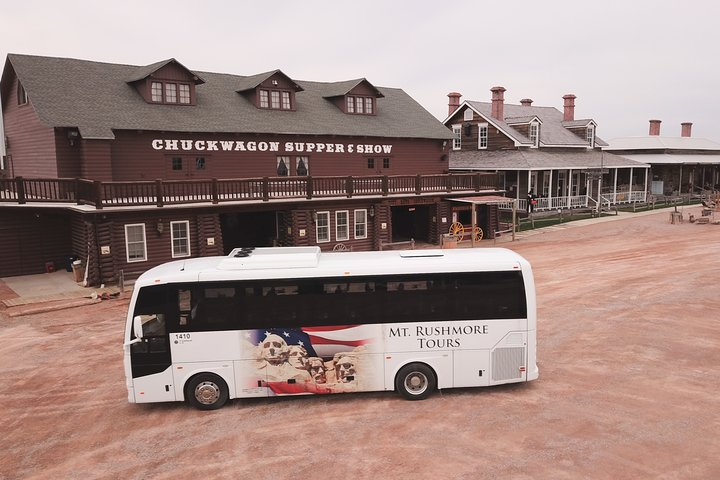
[1, 206, 719, 480]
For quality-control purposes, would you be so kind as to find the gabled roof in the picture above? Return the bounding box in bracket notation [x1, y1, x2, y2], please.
[233, 69, 303, 93]
[125, 58, 205, 85]
[449, 149, 648, 171]
[321, 78, 384, 99]
[505, 115, 542, 125]
[3, 54, 450, 141]
[450, 100, 605, 148]
[562, 119, 596, 128]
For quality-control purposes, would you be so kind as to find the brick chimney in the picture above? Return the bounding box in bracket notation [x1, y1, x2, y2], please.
[649, 119, 661, 136]
[681, 122, 692, 137]
[490, 86, 506, 120]
[562, 94, 576, 121]
[520, 98, 533, 107]
[447, 92, 461, 116]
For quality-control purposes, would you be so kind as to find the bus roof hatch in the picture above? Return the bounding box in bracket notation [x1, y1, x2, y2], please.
[219, 246, 321, 270]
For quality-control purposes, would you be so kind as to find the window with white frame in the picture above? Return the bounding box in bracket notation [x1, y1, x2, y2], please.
[151, 82, 163, 102]
[165, 83, 177, 103]
[179, 84, 191, 104]
[354, 209, 367, 239]
[586, 125, 595, 147]
[336, 210, 349, 241]
[316, 211, 330, 243]
[125, 224, 147, 262]
[346, 95, 374, 115]
[478, 123, 488, 149]
[296, 156, 309, 176]
[364, 97, 373, 114]
[259, 90, 269, 108]
[282, 91, 291, 110]
[277, 156, 289, 176]
[529, 122, 539, 147]
[452, 125, 461, 150]
[258, 88, 292, 110]
[171, 221, 191, 258]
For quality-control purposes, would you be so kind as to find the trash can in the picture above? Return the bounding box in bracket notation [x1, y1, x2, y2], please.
[442, 234, 458, 249]
[71, 259, 85, 283]
[64, 255, 78, 272]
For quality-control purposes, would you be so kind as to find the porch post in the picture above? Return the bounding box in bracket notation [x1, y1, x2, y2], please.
[643, 167, 649, 201]
[471, 203, 477, 248]
[586, 175, 590, 207]
[548, 169, 553, 210]
[678, 165, 683, 194]
[613, 169, 618, 204]
[629, 167, 633, 201]
[567, 169, 573, 209]
[527, 170, 532, 194]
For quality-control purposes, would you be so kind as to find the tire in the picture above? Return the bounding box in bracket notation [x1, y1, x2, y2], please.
[395, 363, 436, 400]
[185, 373, 229, 410]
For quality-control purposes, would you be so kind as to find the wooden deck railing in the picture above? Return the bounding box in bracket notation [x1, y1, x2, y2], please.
[0, 173, 498, 209]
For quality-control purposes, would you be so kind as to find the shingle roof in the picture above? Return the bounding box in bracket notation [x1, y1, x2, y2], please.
[321, 79, 384, 98]
[449, 149, 648, 171]
[605, 136, 720, 151]
[233, 70, 302, 93]
[463, 101, 605, 147]
[5, 54, 450, 141]
[125, 58, 205, 84]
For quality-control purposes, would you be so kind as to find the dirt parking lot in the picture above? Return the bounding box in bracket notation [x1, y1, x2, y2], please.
[1, 206, 719, 480]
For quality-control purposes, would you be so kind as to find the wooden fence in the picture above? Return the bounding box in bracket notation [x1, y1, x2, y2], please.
[0, 173, 498, 209]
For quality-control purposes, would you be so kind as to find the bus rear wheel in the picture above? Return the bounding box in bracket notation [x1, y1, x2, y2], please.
[186, 373, 229, 410]
[395, 363, 436, 400]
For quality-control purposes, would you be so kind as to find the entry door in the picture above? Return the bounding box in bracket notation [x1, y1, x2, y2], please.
[557, 171, 567, 197]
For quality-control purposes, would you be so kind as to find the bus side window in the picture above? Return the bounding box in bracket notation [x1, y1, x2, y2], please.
[178, 288, 193, 326]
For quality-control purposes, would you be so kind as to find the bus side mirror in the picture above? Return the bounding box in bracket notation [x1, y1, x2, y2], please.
[133, 315, 144, 339]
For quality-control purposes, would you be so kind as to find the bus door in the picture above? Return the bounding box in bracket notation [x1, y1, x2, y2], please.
[129, 285, 175, 403]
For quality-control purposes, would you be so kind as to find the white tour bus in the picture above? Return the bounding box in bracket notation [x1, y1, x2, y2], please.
[124, 246, 538, 409]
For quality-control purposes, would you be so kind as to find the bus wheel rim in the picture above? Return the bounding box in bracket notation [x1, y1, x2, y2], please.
[405, 372, 427, 395]
[195, 381, 220, 405]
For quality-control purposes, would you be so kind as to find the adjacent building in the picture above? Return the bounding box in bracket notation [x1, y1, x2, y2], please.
[444, 88, 649, 211]
[605, 120, 720, 196]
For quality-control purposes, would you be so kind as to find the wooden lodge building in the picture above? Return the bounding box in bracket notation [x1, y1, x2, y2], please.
[0, 53, 500, 283]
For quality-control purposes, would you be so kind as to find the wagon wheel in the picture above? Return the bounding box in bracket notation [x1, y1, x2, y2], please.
[449, 222, 465, 241]
[332, 243, 348, 252]
[473, 226, 484, 242]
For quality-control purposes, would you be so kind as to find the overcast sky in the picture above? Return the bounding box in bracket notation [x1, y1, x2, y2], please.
[2, 0, 719, 155]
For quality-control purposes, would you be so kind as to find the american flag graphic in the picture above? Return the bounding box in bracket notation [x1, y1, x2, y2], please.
[249, 324, 375, 359]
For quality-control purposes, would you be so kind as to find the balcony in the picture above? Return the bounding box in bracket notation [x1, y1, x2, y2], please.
[0, 173, 498, 209]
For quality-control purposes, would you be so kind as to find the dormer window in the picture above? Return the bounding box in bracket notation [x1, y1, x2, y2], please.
[346, 96, 374, 115]
[586, 125, 595, 147]
[128, 59, 203, 106]
[529, 122, 540, 147]
[259, 89, 292, 110]
[150, 81, 192, 104]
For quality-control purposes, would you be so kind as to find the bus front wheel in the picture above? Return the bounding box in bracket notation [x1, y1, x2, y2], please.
[395, 363, 436, 400]
[185, 373, 229, 410]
